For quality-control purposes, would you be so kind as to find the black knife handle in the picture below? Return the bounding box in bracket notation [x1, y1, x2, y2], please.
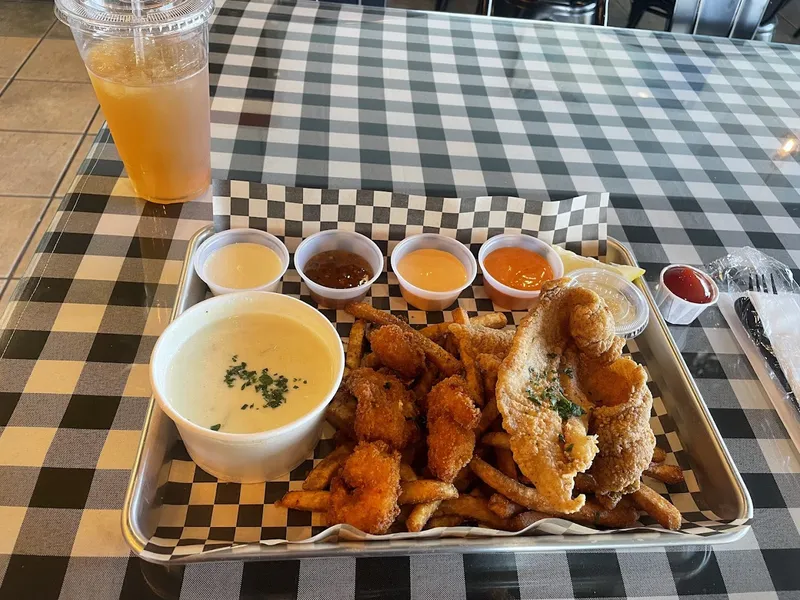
[734, 295, 798, 409]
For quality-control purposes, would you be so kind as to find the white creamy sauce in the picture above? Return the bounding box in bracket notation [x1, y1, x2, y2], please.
[583, 282, 636, 327]
[204, 242, 283, 289]
[166, 313, 335, 433]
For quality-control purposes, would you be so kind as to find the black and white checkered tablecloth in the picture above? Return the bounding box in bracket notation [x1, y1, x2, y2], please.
[1, 0, 799, 598]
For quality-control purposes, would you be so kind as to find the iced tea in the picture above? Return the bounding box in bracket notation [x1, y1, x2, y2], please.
[86, 37, 211, 204]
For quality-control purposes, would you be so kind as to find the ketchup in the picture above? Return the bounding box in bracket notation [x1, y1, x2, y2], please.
[663, 266, 714, 304]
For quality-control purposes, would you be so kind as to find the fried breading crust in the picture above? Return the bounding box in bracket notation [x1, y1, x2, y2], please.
[582, 355, 655, 495]
[427, 376, 480, 483]
[496, 279, 603, 513]
[347, 368, 418, 450]
[328, 441, 401, 534]
[369, 324, 426, 378]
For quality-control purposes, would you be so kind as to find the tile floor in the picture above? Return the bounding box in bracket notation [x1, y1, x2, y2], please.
[0, 1, 103, 313]
[0, 0, 797, 315]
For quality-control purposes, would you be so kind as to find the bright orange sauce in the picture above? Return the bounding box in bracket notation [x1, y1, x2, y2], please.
[397, 249, 468, 292]
[483, 246, 554, 291]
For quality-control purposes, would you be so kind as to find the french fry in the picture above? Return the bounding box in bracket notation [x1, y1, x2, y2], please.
[510, 511, 551, 530]
[406, 501, 441, 532]
[419, 322, 451, 343]
[470, 455, 552, 511]
[437, 496, 510, 530]
[481, 431, 510, 450]
[443, 334, 459, 359]
[419, 313, 506, 343]
[475, 352, 503, 376]
[471, 455, 637, 527]
[399, 463, 418, 482]
[361, 352, 381, 369]
[495, 448, 517, 479]
[453, 307, 469, 325]
[455, 334, 483, 406]
[425, 515, 464, 529]
[470, 312, 507, 329]
[631, 483, 682, 530]
[478, 396, 499, 434]
[303, 445, 352, 491]
[326, 388, 357, 438]
[644, 463, 684, 485]
[399, 480, 459, 504]
[488, 493, 525, 519]
[652, 446, 667, 463]
[277, 490, 330, 512]
[346, 302, 462, 376]
[345, 320, 366, 374]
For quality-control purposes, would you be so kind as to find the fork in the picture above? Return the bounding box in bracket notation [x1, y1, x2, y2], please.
[734, 273, 798, 411]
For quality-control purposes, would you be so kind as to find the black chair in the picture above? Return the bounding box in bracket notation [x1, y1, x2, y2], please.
[627, 0, 775, 39]
[437, 0, 606, 25]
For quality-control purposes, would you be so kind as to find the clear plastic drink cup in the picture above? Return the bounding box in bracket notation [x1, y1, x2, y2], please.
[55, 0, 214, 204]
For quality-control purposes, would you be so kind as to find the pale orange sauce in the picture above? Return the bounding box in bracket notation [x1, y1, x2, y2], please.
[483, 246, 554, 291]
[397, 248, 468, 292]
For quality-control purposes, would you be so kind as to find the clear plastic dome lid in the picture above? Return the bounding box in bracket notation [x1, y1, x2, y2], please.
[55, 0, 214, 35]
[567, 268, 650, 339]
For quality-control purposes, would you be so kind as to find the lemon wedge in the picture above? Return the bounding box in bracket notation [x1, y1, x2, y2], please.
[554, 246, 645, 282]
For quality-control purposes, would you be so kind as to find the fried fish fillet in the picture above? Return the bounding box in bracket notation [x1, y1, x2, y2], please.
[496, 279, 607, 513]
[427, 376, 481, 483]
[347, 368, 418, 450]
[581, 352, 655, 496]
[328, 441, 401, 534]
[497, 278, 657, 513]
[369, 324, 426, 379]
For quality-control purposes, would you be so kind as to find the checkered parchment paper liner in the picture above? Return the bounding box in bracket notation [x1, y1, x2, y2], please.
[139, 180, 747, 561]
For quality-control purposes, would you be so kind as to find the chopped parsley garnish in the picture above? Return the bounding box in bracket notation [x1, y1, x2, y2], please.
[210, 423, 221, 431]
[525, 368, 585, 421]
[558, 433, 566, 443]
[547, 352, 557, 359]
[563, 367, 574, 378]
[565, 443, 574, 453]
[223, 359, 304, 412]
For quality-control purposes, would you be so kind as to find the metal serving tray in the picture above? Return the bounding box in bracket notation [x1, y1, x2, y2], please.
[122, 225, 752, 563]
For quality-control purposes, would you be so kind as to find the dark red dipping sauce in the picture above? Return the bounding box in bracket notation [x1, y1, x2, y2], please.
[663, 266, 715, 304]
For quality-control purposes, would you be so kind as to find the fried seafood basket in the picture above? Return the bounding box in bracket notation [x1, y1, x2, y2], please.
[122, 185, 751, 563]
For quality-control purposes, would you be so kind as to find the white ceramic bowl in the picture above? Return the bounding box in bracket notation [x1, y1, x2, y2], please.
[390, 234, 477, 311]
[150, 292, 344, 483]
[478, 234, 564, 311]
[654, 264, 719, 325]
[294, 230, 383, 309]
[193, 228, 289, 296]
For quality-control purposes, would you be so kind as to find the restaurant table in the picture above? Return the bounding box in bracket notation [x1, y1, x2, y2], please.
[1, 0, 799, 598]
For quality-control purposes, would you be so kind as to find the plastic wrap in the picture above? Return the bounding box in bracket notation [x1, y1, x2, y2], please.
[707, 247, 800, 451]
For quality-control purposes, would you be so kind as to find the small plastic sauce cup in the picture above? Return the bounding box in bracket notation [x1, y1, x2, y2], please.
[193, 228, 289, 296]
[390, 234, 477, 311]
[478, 234, 564, 311]
[654, 264, 719, 325]
[294, 230, 383, 309]
[567, 268, 649, 338]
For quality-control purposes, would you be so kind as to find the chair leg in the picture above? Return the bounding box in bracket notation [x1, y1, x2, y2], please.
[435, 0, 449, 10]
[794, 26, 800, 37]
[626, 0, 648, 27]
